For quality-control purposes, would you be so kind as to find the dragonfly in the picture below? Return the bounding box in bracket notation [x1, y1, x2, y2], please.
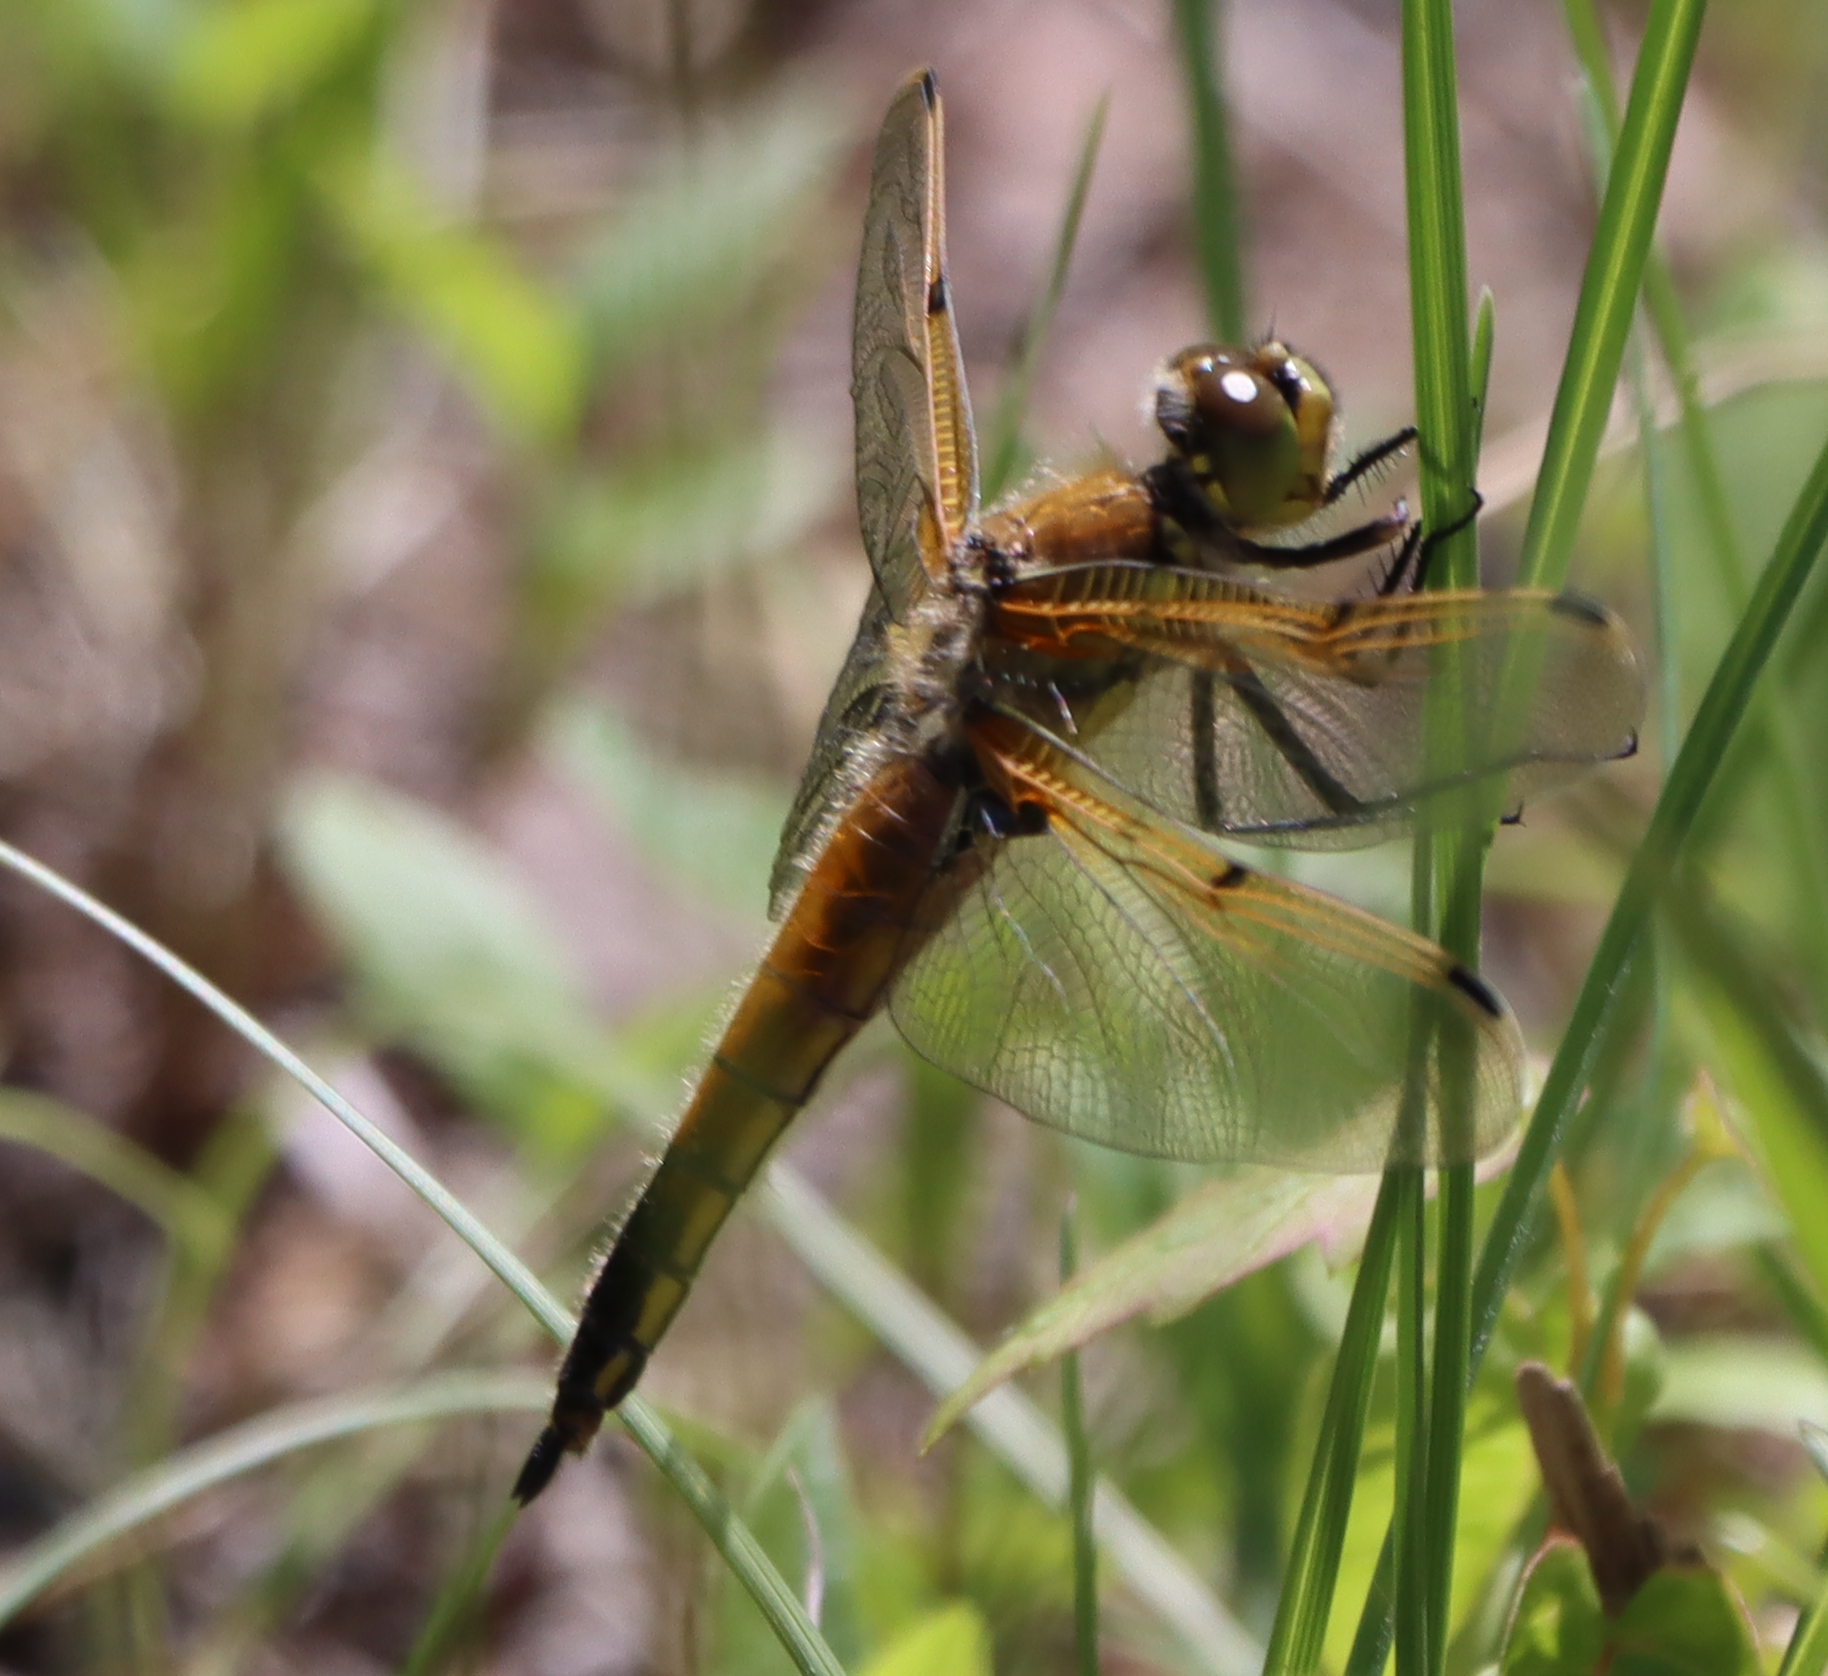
[512, 69, 1643, 1504]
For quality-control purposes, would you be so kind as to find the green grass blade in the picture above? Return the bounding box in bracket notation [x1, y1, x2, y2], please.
[1392, 1168, 1430, 1676]
[0, 1088, 232, 1262]
[1343, 1537, 1397, 1676]
[1469, 423, 1828, 1392]
[1515, 0, 1708, 594]
[1173, 0, 1246, 340]
[760, 1167, 1260, 1676]
[0, 839, 850, 1676]
[1403, 0, 1475, 564]
[1401, 0, 1479, 1666]
[397, 1503, 518, 1676]
[1059, 1206, 1099, 1676]
[1780, 1575, 1828, 1676]
[981, 95, 1109, 503]
[0, 1372, 547, 1628]
[1562, 0, 1828, 990]
[1470, 289, 1496, 456]
[1351, 144, 1824, 1676]
[1263, 1176, 1402, 1674]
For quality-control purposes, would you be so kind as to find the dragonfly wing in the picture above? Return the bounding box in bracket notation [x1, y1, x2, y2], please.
[992, 568, 1643, 845]
[769, 582, 901, 916]
[889, 716, 1523, 1169]
[852, 69, 978, 620]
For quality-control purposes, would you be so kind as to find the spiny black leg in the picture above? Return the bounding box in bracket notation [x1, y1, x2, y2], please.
[1325, 425, 1419, 505]
[1225, 659, 1365, 817]
[1232, 505, 1411, 571]
[1190, 670, 1222, 830]
[1376, 522, 1426, 598]
[1409, 487, 1485, 593]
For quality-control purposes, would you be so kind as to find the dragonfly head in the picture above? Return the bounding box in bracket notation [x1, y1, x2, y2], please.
[1153, 342, 1336, 529]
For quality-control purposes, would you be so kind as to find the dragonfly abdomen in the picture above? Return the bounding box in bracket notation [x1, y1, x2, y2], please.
[513, 755, 959, 1504]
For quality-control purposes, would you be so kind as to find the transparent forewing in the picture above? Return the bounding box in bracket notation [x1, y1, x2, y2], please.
[991, 566, 1644, 846]
[890, 718, 1522, 1169]
[852, 70, 978, 620]
[769, 582, 901, 918]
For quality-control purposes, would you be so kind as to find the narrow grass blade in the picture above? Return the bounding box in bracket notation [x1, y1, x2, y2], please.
[1563, 0, 1828, 989]
[1472, 422, 1828, 1371]
[1345, 264, 1828, 1676]
[981, 95, 1109, 502]
[1779, 1572, 1828, 1676]
[761, 1166, 1260, 1676]
[1392, 1168, 1431, 1676]
[1059, 1206, 1099, 1676]
[0, 839, 849, 1676]
[0, 1088, 232, 1262]
[397, 1502, 518, 1676]
[1515, 0, 1708, 594]
[0, 1372, 547, 1627]
[1172, 0, 1246, 340]
[1401, 0, 1481, 1666]
[1263, 1176, 1402, 1674]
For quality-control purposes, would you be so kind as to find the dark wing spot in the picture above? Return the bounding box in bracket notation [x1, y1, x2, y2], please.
[929, 274, 949, 314]
[1210, 861, 1248, 890]
[1547, 591, 1613, 628]
[919, 68, 938, 107]
[1446, 964, 1506, 1020]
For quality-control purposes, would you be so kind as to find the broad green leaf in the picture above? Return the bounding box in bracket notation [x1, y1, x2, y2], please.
[1641, 1158, 1788, 1274]
[855, 1601, 992, 1676]
[319, 150, 584, 443]
[533, 427, 841, 615]
[546, 700, 788, 921]
[1500, 1537, 1605, 1675]
[170, 0, 374, 127]
[1651, 1335, 1828, 1433]
[927, 1170, 1380, 1443]
[1675, 905, 1828, 1304]
[278, 771, 620, 1151]
[576, 96, 846, 375]
[715, 1400, 868, 1676]
[1608, 1565, 1759, 1676]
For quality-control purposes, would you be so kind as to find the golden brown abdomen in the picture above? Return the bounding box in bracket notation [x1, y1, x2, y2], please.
[513, 754, 959, 1502]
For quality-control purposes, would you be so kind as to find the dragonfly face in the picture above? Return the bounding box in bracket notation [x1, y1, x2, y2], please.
[1152, 342, 1339, 529]
[512, 67, 1646, 1505]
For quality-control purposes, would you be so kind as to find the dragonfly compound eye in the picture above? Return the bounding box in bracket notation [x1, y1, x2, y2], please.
[1157, 345, 1308, 527]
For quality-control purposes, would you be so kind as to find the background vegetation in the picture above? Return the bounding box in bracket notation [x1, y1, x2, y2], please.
[1, 0, 1828, 1672]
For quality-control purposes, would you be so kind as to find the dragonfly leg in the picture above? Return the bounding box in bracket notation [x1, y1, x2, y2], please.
[1324, 424, 1418, 504]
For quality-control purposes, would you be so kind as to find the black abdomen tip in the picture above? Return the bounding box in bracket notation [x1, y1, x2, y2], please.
[512, 1426, 568, 1505]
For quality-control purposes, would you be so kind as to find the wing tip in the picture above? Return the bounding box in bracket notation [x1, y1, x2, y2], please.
[918, 67, 938, 107]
